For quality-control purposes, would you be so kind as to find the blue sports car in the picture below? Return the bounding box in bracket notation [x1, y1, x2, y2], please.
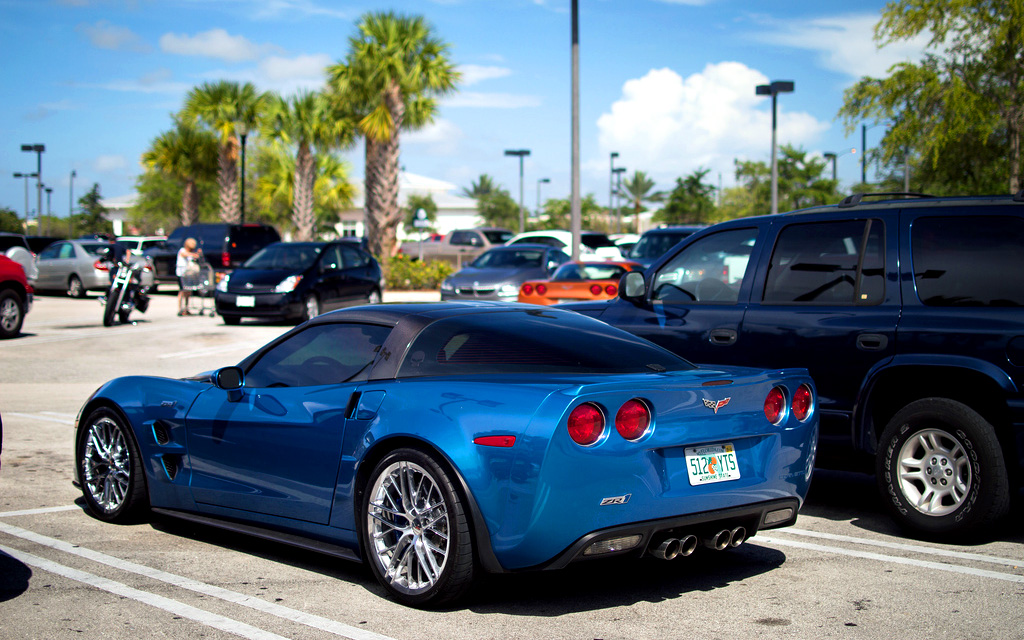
[74, 302, 818, 607]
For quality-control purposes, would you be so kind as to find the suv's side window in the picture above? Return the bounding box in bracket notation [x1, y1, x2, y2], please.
[763, 219, 884, 306]
[912, 215, 1024, 307]
[652, 228, 757, 304]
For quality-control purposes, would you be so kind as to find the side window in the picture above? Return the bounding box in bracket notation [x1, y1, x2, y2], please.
[245, 323, 392, 388]
[319, 245, 342, 272]
[912, 216, 1024, 307]
[340, 245, 368, 268]
[653, 228, 758, 304]
[39, 243, 62, 260]
[763, 220, 884, 306]
[59, 243, 75, 259]
[449, 231, 470, 246]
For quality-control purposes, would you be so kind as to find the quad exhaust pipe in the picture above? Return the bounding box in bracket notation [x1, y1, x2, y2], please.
[650, 534, 699, 560]
[651, 527, 746, 559]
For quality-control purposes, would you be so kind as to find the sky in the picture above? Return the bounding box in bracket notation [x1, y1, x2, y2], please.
[0, 0, 932, 225]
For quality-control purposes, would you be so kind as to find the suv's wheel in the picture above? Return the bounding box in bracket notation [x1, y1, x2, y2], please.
[877, 398, 1010, 537]
[0, 290, 25, 339]
[361, 448, 474, 607]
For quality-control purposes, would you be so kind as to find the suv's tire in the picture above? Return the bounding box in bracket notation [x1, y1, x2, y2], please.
[877, 398, 1010, 538]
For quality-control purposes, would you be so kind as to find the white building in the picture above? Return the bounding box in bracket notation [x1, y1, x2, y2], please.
[99, 193, 138, 236]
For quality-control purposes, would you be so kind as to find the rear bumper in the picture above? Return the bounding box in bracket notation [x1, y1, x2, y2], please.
[214, 292, 302, 320]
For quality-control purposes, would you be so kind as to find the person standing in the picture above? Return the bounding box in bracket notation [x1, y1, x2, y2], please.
[176, 238, 202, 316]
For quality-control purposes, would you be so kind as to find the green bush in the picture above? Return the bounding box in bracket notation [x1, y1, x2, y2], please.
[384, 254, 454, 290]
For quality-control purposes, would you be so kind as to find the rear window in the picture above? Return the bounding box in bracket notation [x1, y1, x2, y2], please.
[398, 310, 693, 377]
[581, 233, 615, 249]
[552, 262, 630, 281]
[80, 242, 110, 256]
[231, 226, 281, 253]
[483, 229, 513, 244]
[629, 231, 694, 260]
[912, 216, 1024, 307]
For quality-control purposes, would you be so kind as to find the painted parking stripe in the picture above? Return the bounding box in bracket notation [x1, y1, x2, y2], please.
[5, 412, 73, 425]
[0, 521, 397, 640]
[0, 545, 291, 640]
[776, 527, 1023, 568]
[157, 342, 258, 360]
[0, 505, 80, 518]
[758, 535, 1024, 583]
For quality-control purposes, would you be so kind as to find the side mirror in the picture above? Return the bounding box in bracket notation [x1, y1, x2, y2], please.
[214, 366, 245, 402]
[620, 271, 647, 304]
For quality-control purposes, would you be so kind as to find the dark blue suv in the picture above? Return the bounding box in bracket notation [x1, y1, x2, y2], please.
[565, 194, 1024, 538]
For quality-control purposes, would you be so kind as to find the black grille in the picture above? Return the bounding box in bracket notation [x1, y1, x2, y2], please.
[152, 421, 171, 445]
[161, 455, 180, 480]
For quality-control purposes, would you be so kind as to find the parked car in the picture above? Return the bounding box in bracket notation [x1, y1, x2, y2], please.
[0, 254, 32, 338]
[116, 235, 166, 254]
[518, 260, 642, 305]
[399, 227, 514, 267]
[565, 192, 1024, 539]
[34, 239, 115, 297]
[0, 232, 30, 253]
[627, 225, 706, 267]
[215, 241, 384, 325]
[73, 302, 818, 607]
[144, 223, 281, 287]
[25, 235, 63, 254]
[440, 244, 570, 301]
[506, 230, 624, 261]
[2, 233, 38, 285]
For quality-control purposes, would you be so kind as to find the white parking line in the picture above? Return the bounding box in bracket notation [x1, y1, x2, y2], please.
[5, 412, 72, 425]
[7, 323, 169, 345]
[157, 342, 258, 360]
[0, 505, 80, 517]
[758, 535, 1024, 583]
[0, 521, 397, 640]
[0, 544, 291, 640]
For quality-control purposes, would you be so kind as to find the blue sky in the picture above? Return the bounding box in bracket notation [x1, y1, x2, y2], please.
[0, 0, 930, 224]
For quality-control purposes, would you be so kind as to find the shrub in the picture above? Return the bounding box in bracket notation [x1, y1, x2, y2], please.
[384, 254, 454, 290]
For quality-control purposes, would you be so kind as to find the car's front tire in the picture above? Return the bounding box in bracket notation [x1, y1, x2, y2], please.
[0, 290, 25, 339]
[361, 448, 475, 608]
[877, 398, 1010, 538]
[302, 294, 320, 321]
[67, 274, 85, 298]
[77, 407, 149, 523]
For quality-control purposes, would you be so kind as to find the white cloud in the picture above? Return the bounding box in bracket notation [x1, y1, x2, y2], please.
[595, 63, 829, 187]
[258, 54, 331, 83]
[754, 14, 931, 79]
[405, 119, 464, 156]
[445, 92, 542, 108]
[77, 20, 150, 53]
[458, 64, 512, 86]
[94, 155, 127, 172]
[159, 29, 280, 63]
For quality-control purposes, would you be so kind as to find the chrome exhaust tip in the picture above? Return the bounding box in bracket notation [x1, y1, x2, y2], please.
[729, 526, 747, 548]
[651, 537, 682, 560]
[678, 534, 699, 557]
[703, 529, 731, 551]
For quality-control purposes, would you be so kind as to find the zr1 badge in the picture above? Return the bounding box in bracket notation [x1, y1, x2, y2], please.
[599, 494, 631, 506]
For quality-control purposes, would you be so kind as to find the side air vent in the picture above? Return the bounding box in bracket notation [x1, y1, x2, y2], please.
[161, 454, 180, 481]
[152, 421, 171, 445]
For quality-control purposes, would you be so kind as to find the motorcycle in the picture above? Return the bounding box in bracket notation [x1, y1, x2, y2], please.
[99, 256, 151, 327]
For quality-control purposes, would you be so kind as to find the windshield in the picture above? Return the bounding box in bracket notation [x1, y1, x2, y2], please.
[581, 233, 615, 249]
[244, 244, 322, 270]
[472, 248, 544, 268]
[551, 262, 630, 281]
[629, 231, 695, 260]
[483, 229, 514, 244]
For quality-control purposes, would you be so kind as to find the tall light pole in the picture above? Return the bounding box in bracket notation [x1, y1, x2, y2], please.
[12, 172, 37, 232]
[44, 186, 53, 235]
[20, 144, 44, 227]
[69, 169, 76, 237]
[536, 177, 550, 216]
[755, 81, 794, 214]
[236, 121, 248, 224]
[613, 166, 626, 232]
[823, 148, 856, 183]
[504, 148, 530, 233]
[570, 0, 581, 261]
[860, 122, 889, 185]
[609, 151, 619, 232]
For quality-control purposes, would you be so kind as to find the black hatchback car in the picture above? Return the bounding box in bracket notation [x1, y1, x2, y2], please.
[214, 241, 384, 325]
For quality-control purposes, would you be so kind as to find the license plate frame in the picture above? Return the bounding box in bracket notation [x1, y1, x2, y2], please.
[684, 443, 740, 486]
[235, 295, 255, 308]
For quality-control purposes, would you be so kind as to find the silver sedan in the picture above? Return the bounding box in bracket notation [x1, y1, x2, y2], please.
[35, 240, 154, 297]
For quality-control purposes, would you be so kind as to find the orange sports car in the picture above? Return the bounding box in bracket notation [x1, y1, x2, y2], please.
[518, 260, 642, 305]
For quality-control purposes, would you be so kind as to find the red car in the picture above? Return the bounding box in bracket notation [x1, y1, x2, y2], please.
[0, 254, 33, 339]
[518, 260, 642, 305]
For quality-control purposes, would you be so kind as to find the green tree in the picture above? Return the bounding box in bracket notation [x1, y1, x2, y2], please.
[656, 168, 717, 225]
[76, 184, 110, 235]
[183, 81, 269, 222]
[262, 91, 355, 240]
[535, 194, 605, 232]
[327, 11, 460, 266]
[403, 193, 438, 235]
[837, 0, 1024, 193]
[727, 146, 839, 217]
[131, 168, 218, 234]
[477, 190, 520, 230]
[619, 171, 665, 233]
[141, 122, 219, 226]
[461, 174, 499, 200]
[0, 207, 21, 233]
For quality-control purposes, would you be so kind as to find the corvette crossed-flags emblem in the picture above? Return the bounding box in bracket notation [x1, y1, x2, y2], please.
[703, 397, 731, 413]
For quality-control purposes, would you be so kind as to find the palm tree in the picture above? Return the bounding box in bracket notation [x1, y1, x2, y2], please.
[327, 11, 460, 264]
[462, 174, 498, 200]
[141, 122, 218, 226]
[262, 91, 355, 240]
[183, 81, 268, 223]
[620, 171, 665, 233]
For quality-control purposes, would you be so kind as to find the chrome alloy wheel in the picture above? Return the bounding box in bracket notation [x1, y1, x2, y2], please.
[366, 460, 451, 595]
[896, 428, 971, 516]
[82, 416, 132, 514]
[0, 296, 20, 333]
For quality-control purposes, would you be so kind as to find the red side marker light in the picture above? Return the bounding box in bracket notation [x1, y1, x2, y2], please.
[474, 435, 516, 448]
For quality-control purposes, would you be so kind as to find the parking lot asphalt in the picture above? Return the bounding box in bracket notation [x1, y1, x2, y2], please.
[0, 290, 1022, 640]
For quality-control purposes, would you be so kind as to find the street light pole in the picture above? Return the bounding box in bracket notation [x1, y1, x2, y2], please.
[12, 173, 37, 232]
[613, 167, 626, 232]
[236, 122, 248, 224]
[44, 186, 53, 236]
[755, 81, 794, 215]
[504, 148, 530, 233]
[69, 170, 76, 237]
[20, 144, 45, 228]
[536, 177, 550, 216]
[570, 0, 581, 261]
[823, 148, 856, 183]
[609, 151, 619, 232]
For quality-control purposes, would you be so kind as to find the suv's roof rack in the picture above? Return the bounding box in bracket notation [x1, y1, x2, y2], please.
[838, 192, 935, 208]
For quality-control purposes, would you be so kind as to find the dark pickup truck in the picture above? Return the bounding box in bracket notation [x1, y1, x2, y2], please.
[565, 193, 1024, 539]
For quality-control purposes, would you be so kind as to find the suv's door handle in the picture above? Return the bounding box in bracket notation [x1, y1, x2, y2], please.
[709, 329, 738, 346]
[856, 333, 888, 351]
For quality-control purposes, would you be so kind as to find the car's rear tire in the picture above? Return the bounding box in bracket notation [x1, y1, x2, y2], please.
[877, 398, 1010, 538]
[0, 290, 25, 339]
[367, 289, 382, 305]
[222, 315, 241, 325]
[67, 274, 84, 298]
[362, 448, 475, 608]
[77, 407, 149, 523]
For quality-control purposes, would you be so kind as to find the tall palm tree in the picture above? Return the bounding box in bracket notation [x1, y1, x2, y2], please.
[262, 91, 355, 240]
[141, 122, 218, 226]
[327, 11, 459, 264]
[462, 174, 498, 200]
[620, 171, 665, 233]
[183, 81, 268, 223]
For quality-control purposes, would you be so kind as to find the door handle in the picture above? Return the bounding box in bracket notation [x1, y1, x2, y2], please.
[709, 328, 738, 346]
[856, 333, 888, 351]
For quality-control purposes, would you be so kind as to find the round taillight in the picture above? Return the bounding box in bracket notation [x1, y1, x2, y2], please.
[521, 283, 533, 295]
[568, 403, 605, 446]
[792, 384, 813, 422]
[764, 386, 786, 425]
[537, 283, 547, 295]
[590, 284, 602, 295]
[615, 399, 651, 441]
[605, 284, 617, 296]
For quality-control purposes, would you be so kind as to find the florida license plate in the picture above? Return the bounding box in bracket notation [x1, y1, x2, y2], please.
[235, 295, 255, 307]
[685, 443, 740, 486]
